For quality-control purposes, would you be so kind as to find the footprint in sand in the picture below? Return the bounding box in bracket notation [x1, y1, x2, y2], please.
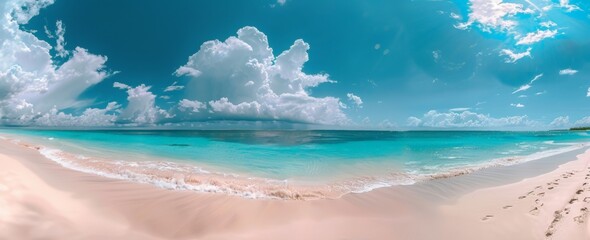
[545, 210, 563, 237]
[548, 187, 555, 190]
[537, 192, 545, 197]
[518, 195, 526, 199]
[584, 197, 590, 203]
[503, 205, 513, 209]
[576, 189, 584, 195]
[569, 198, 578, 204]
[574, 207, 590, 224]
[527, 190, 535, 196]
[529, 207, 540, 216]
[481, 215, 494, 221]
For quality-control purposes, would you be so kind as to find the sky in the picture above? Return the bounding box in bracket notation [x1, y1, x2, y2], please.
[1, 0, 590, 130]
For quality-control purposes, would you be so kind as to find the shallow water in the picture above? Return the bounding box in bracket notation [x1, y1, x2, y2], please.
[1, 129, 589, 199]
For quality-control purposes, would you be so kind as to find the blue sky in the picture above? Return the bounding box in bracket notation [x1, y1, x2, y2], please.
[1, 0, 590, 129]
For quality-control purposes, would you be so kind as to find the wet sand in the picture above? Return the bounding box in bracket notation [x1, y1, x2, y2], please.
[1, 138, 589, 239]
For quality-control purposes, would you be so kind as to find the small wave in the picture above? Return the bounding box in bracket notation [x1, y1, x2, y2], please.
[425, 142, 589, 181]
[3, 135, 589, 201]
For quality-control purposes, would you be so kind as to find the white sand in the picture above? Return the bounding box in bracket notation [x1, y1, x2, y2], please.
[1, 138, 589, 239]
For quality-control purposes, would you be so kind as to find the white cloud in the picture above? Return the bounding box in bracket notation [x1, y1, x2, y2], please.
[178, 99, 205, 113]
[277, 0, 286, 6]
[540, 21, 557, 28]
[559, 68, 578, 75]
[559, 0, 581, 12]
[449, 107, 471, 112]
[379, 119, 396, 129]
[432, 50, 441, 62]
[44, 25, 53, 38]
[510, 103, 525, 108]
[500, 47, 531, 63]
[523, 0, 541, 12]
[113, 81, 130, 90]
[550, 116, 570, 128]
[115, 84, 170, 125]
[0, 0, 113, 126]
[587, 87, 590, 97]
[54, 20, 68, 58]
[406, 117, 422, 127]
[407, 110, 536, 128]
[574, 116, 590, 127]
[346, 93, 363, 107]
[164, 81, 184, 92]
[8, 0, 55, 24]
[28, 47, 110, 111]
[516, 29, 558, 45]
[456, 0, 532, 32]
[175, 26, 348, 125]
[536, 91, 546, 95]
[512, 73, 543, 94]
[34, 102, 120, 127]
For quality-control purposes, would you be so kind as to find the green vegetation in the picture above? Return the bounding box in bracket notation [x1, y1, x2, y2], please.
[570, 127, 590, 131]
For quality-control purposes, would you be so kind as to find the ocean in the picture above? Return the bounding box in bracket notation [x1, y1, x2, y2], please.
[1, 129, 589, 199]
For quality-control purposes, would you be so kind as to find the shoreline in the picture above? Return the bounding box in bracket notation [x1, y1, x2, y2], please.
[2, 133, 588, 201]
[1, 137, 590, 238]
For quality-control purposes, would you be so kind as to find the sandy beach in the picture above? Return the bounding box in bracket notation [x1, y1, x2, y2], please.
[1, 138, 590, 240]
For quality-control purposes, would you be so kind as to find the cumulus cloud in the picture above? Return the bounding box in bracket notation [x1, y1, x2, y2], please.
[587, 87, 590, 97]
[178, 99, 205, 113]
[407, 110, 537, 129]
[0, 0, 112, 126]
[550, 116, 570, 128]
[346, 93, 363, 107]
[516, 29, 558, 45]
[500, 48, 531, 63]
[512, 73, 543, 94]
[510, 103, 525, 108]
[175, 26, 348, 125]
[559, 68, 578, 75]
[34, 102, 120, 127]
[115, 84, 170, 125]
[8, 0, 54, 24]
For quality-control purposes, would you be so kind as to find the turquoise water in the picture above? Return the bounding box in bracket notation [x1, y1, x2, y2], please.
[1, 129, 589, 198]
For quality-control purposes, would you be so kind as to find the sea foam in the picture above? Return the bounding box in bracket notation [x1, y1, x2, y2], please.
[3, 134, 589, 201]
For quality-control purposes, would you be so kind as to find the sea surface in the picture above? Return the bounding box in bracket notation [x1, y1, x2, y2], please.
[1, 129, 589, 199]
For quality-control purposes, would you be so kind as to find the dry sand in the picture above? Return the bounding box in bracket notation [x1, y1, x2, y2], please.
[1, 138, 589, 240]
